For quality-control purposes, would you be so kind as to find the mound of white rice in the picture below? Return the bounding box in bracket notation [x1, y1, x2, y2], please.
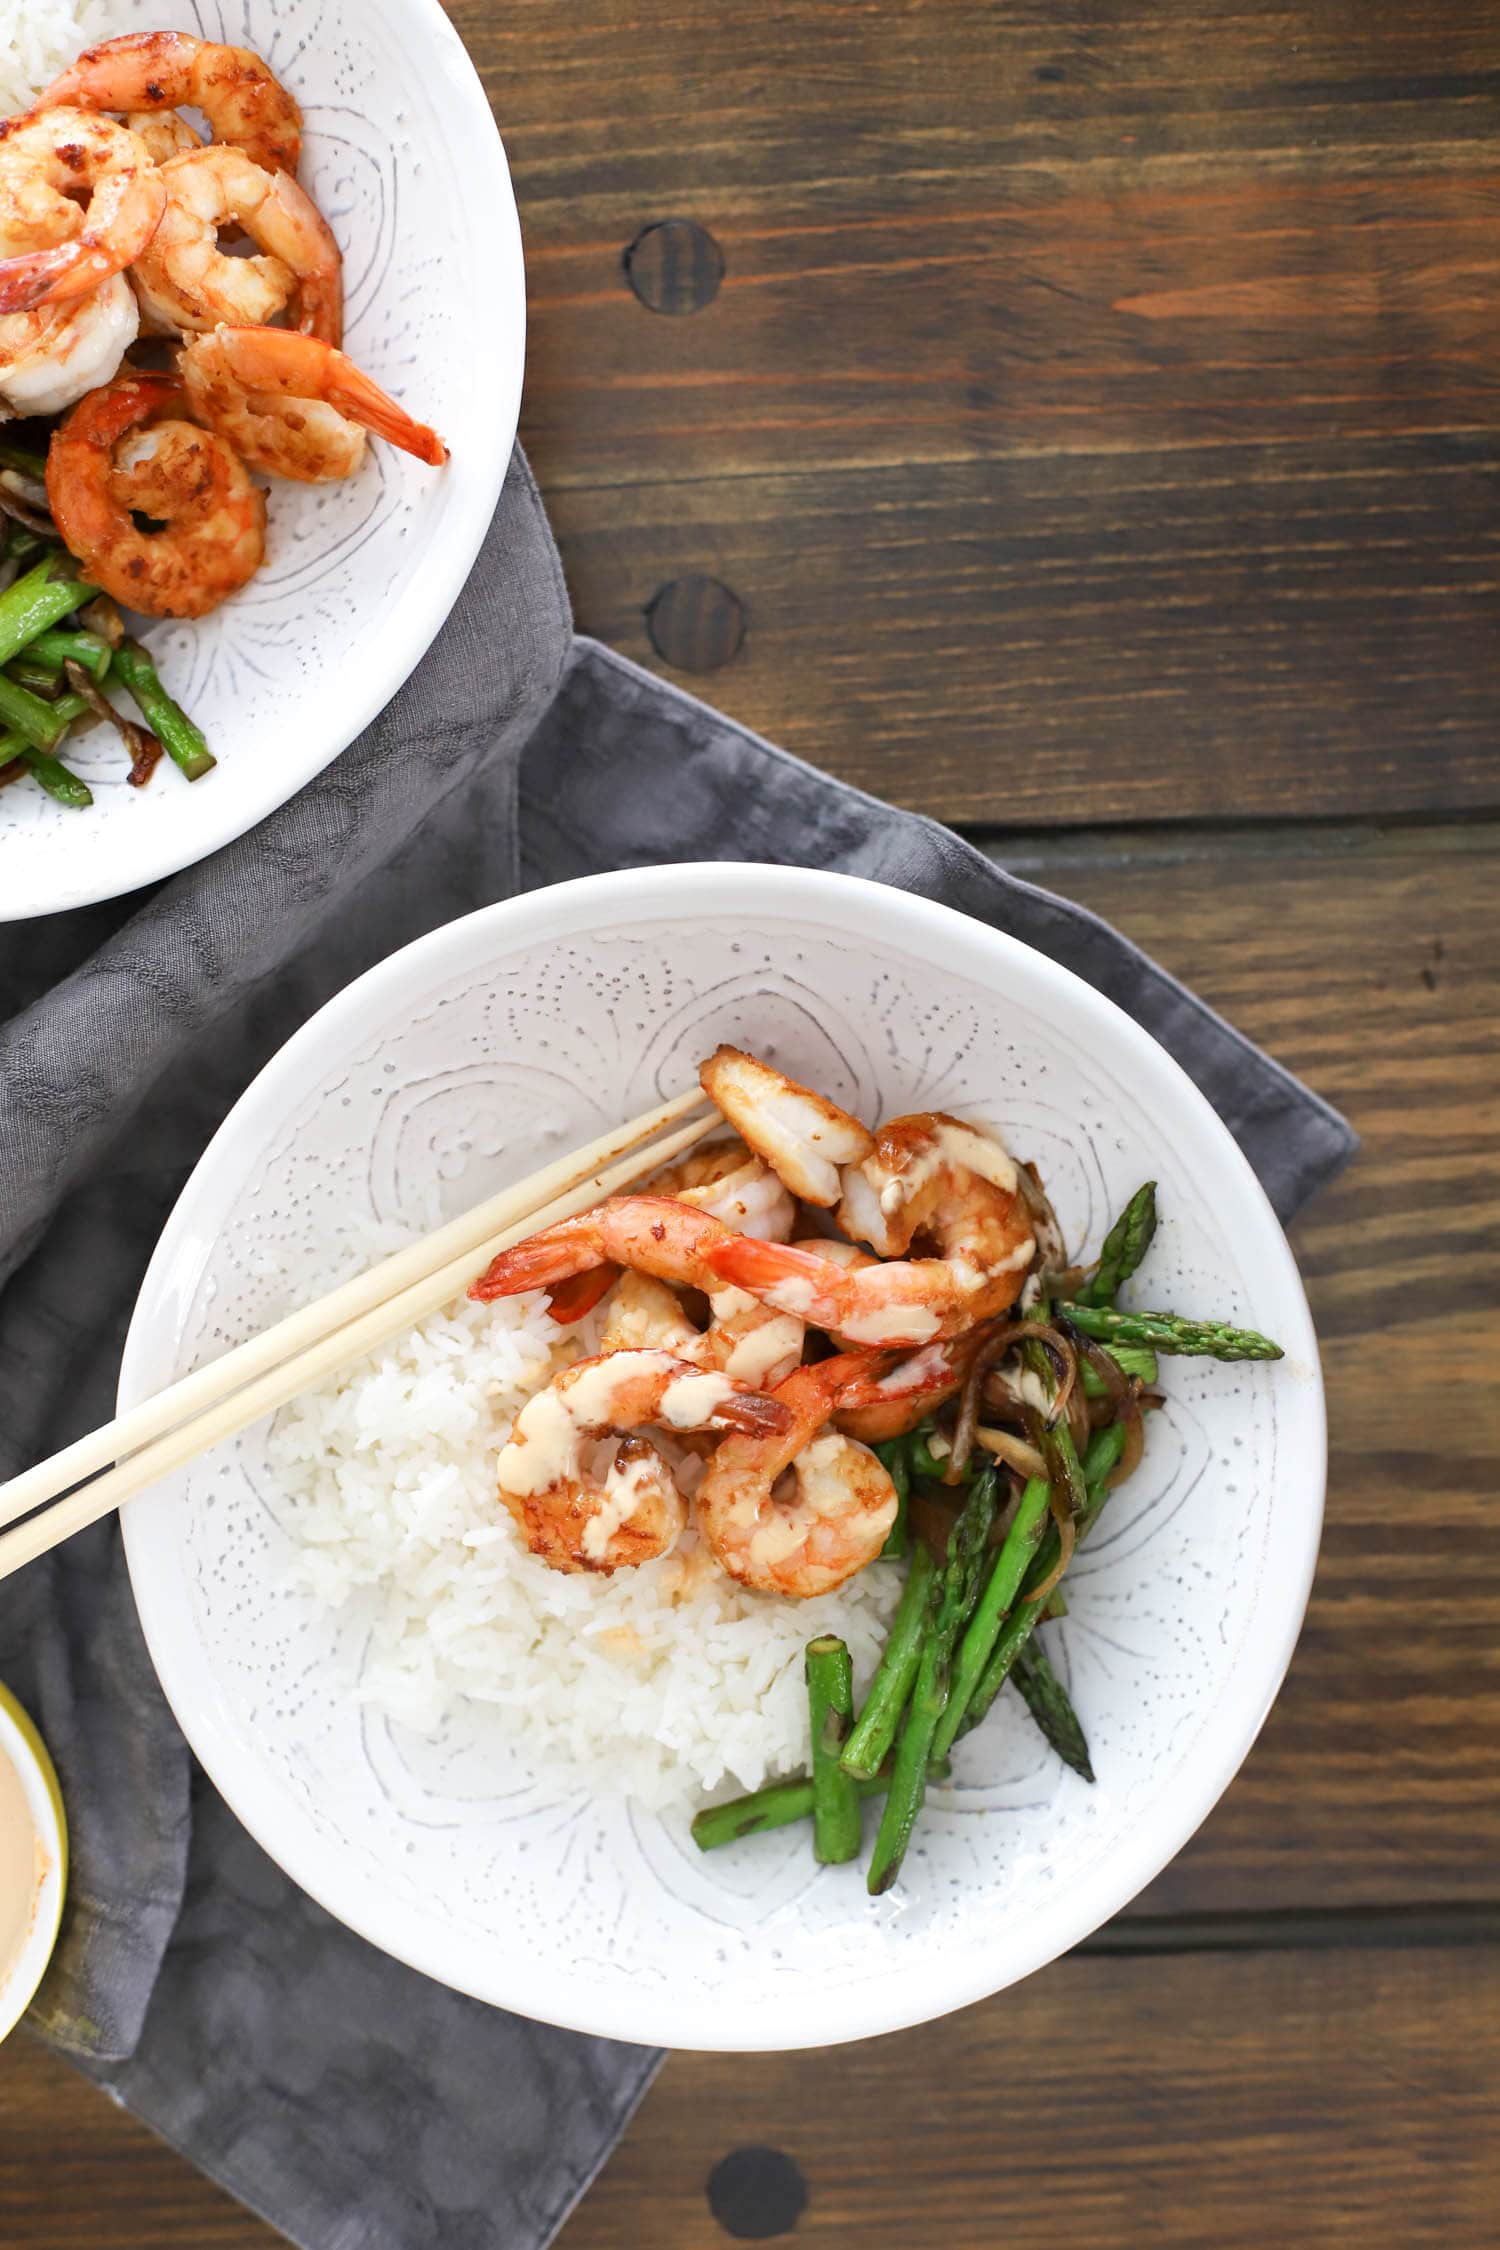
[269, 1286, 903, 1811]
[1, 2, 128, 115]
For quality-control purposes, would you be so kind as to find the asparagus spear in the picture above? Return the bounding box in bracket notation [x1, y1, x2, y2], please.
[692, 1768, 890, 1851]
[1059, 1302, 1283, 1363]
[0, 667, 75, 751]
[929, 1472, 1052, 1765]
[806, 1637, 861, 1864]
[840, 1542, 935, 1780]
[22, 628, 112, 682]
[0, 558, 97, 668]
[873, 1436, 910, 1559]
[112, 639, 214, 782]
[1012, 1640, 1094, 1781]
[908, 1422, 946, 1481]
[866, 1469, 998, 1895]
[1079, 1341, 1158, 1398]
[1077, 1182, 1157, 1307]
[13, 744, 92, 809]
[956, 1422, 1128, 1740]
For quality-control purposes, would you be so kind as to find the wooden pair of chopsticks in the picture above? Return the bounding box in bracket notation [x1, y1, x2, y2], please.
[0, 1087, 718, 1583]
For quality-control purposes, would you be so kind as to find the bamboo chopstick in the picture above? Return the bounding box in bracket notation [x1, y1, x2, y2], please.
[0, 1091, 716, 1582]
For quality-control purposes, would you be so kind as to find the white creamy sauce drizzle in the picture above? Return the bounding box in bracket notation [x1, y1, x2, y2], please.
[0, 1750, 43, 1996]
[581, 1451, 661, 1560]
[657, 1370, 738, 1428]
[842, 1301, 943, 1345]
[721, 1316, 802, 1388]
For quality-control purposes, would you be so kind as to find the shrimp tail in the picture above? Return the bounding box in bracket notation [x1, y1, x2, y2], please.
[718, 1391, 796, 1437]
[470, 1217, 599, 1301]
[544, 1264, 620, 1325]
[327, 356, 448, 465]
[0, 242, 87, 316]
[702, 1235, 842, 1321]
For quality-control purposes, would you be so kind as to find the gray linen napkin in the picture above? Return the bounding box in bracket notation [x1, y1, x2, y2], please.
[0, 443, 1354, 2250]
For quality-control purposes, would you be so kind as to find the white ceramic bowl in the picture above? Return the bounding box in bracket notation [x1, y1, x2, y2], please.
[0, 0, 522, 920]
[0, 1684, 67, 2046]
[119, 866, 1325, 2049]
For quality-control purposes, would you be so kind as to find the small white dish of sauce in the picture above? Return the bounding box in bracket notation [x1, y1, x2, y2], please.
[0, 1683, 66, 2045]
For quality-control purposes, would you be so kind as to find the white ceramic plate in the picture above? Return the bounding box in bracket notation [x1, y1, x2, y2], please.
[119, 866, 1325, 2050]
[0, 0, 522, 920]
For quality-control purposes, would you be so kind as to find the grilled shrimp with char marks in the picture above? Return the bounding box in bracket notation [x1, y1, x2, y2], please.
[41, 31, 304, 175]
[46, 367, 265, 618]
[131, 146, 341, 340]
[497, 1348, 791, 1576]
[693, 1355, 898, 1598]
[704, 1113, 1036, 1347]
[0, 112, 165, 314]
[178, 327, 447, 483]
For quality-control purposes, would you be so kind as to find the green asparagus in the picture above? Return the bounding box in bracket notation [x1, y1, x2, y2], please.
[874, 1436, 910, 1559]
[16, 746, 92, 809]
[929, 1473, 1052, 1765]
[112, 639, 214, 782]
[22, 628, 112, 682]
[1011, 1640, 1094, 1781]
[691, 1768, 891, 1851]
[840, 1542, 935, 1780]
[0, 558, 96, 670]
[1077, 1182, 1158, 1307]
[806, 1637, 861, 1864]
[1059, 1302, 1283, 1362]
[956, 1422, 1128, 1740]
[867, 1470, 998, 1895]
[908, 1422, 946, 1481]
[1079, 1341, 1159, 1399]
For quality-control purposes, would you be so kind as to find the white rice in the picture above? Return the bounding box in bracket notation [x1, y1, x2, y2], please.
[0, 3, 129, 115]
[269, 1281, 904, 1811]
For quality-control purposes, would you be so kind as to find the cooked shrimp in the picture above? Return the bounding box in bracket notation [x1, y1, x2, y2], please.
[131, 146, 340, 341]
[42, 31, 303, 175]
[700, 1046, 874, 1205]
[471, 1196, 734, 1304]
[834, 1332, 985, 1444]
[704, 1114, 1035, 1347]
[46, 368, 265, 619]
[496, 1348, 791, 1576]
[0, 271, 138, 416]
[0, 113, 165, 314]
[595, 1256, 807, 1395]
[694, 1356, 898, 1597]
[178, 327, 448, 481]
[127, 111, 203, 167]
[649, 1136, 797, 1241]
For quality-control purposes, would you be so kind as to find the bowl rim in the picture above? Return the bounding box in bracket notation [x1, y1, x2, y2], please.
[119, 863, 1326, 2049]
[0, 0, 523, 922]
[0, 1683, 68, 2047]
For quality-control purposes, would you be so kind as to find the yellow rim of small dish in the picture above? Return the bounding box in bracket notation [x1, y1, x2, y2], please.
[0, 1680, 68, 2043]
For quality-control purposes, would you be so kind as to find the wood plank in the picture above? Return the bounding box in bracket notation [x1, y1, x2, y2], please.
[5, 1939, 1496, 2248]
[1010, 819, 1500, 1915]
[560, 1941, 1500, 2247]
[541, 441, 1500, 825]
[0, 2042, 272, 2250]
[445, 0, 1500, 824]
[445, 0, 1500, 487]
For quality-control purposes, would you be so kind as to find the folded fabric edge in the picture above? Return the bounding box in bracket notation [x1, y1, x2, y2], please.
[72, 2036, 666, 2250]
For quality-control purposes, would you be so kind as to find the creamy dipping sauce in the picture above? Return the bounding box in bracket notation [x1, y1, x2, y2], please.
[0, 1746, 44, 1994]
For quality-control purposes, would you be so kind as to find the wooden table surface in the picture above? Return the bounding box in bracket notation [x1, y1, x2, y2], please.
[4, 3, 1498, 2244]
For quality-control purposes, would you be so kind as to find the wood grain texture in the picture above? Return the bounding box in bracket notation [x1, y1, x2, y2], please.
[542, 439, 1500, 824]
[560, 1942, 1500, 2247]
[444, 0, 1500, 823]
[7, 1938, 1498, 2248]
[1022, 819, 1500, 1914]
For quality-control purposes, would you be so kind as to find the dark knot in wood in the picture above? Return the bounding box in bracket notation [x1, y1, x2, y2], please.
[624, 218, 725, 315]
[646, 575, 746, 672]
